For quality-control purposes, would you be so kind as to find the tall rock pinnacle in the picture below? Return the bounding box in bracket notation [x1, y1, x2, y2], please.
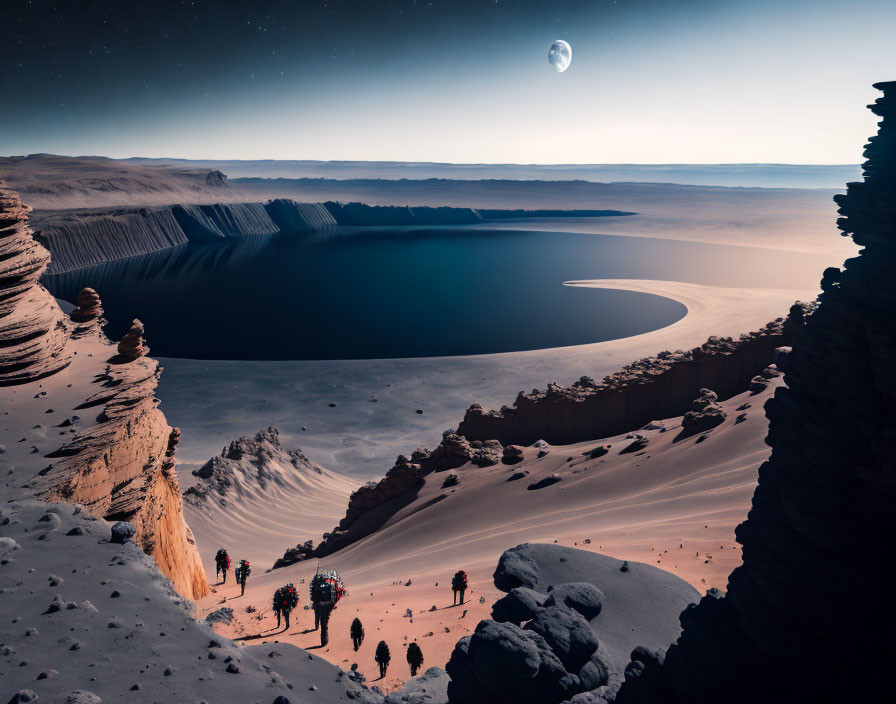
[615, 80, 896, 704]
[0, 182, 70, 384]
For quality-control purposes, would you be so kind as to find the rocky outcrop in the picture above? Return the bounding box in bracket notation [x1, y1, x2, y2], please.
[304, 429, 489, 560]
[69, 287, 104, 336]
[115, 318, 147, 360]
[678, 388, 726, 437]
[613, 81, 896, 703]
[0, 183, 70, 385]
[446, 544, 699, 703]
[1, 184, 208, 600]
[185, 426, 326, 505]
[457, 308, 814, 448]
[37, 349, 209, 600]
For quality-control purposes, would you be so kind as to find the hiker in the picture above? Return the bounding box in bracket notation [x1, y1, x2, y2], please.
[310, 569, 345, 647]
[273, 583, 299, 629]
[375, 640, 391, 679]
[350, 617, 365, 652]
[451, 569, 468, 605]
[215, 549, 231, 584]
[406, 641, 424, 676]
[234, 559, 251, 596]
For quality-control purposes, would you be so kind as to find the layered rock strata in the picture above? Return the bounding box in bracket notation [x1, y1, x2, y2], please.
[458, 308, 814, 447]
[38, 351, 209, 600]
[69, 286, 103, 323]
[613, 80, 896, 703]
[116, 318, 147, 360]
[0, 183, 70, 384]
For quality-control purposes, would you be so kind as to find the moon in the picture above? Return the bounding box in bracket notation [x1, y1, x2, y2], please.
[548, 40, 572, 73]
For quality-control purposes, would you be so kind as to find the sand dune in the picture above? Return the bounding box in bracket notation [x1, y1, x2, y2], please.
[183, 427, 358, 574]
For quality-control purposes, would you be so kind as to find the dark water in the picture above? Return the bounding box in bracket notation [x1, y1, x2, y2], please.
[43, 226, 822, 361]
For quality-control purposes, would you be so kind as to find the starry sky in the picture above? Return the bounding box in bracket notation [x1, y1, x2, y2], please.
[0, 0, 894, 163]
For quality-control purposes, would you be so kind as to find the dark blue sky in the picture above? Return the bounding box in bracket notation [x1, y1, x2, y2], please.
[0, 0, 892, 162]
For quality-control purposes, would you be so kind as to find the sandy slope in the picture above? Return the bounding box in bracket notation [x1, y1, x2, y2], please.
[197, 379, 779, 691]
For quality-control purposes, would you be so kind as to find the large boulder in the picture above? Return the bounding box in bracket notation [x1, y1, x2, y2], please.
[492, 587, 547, 624]
[446, 620, 580, 704]
[544, 583, 604, 620]
[524, 606, 599, 673]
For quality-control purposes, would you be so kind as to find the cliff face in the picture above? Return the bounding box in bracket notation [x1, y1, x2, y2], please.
[35, 199, 336, 274]
[0, 183, 70, 384]
[457, 308, 812, 448]
[614, 81, 896, 703]
[38, 354, 209, 600]
[0, 181, 209, 601]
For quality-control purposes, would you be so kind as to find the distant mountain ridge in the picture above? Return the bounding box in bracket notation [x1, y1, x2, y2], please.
[127, 157, 860, 189]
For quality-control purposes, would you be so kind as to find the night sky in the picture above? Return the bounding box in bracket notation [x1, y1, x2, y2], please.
[0, 0, 893, 162]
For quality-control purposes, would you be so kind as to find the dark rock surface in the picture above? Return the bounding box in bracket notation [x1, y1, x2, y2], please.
[614, 80, 896, 704]
[447, 544, 699, 703]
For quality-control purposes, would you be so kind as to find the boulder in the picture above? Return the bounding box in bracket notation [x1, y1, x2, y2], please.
[544, 583, 604, 620]
[110, 521, 136, 544]
[524, 606, 600, 673]
[679, 389, 726, 436]
[446, 620, 580, 704]
[492, 587, 547, 624]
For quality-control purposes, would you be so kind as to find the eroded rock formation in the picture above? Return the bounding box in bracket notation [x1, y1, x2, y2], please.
[0, 183, 70, 384]
[70, 286, 103, 323]
[613, 80, 896, 704]
[458, 308, 814, 448]
[38, 354, 208, 600]
[678, 388, 726, 437]
[116, 318, 147, 360]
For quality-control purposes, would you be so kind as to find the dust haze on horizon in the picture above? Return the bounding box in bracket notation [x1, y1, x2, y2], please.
[1, 0, 894, 164]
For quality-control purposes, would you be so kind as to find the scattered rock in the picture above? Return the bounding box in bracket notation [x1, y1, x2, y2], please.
[527, 474, 562, 491]
[65, 692, 102, 704]
[206, 607, 234, 625]
[502, 445, 525, 464]
[109, 522, 136, 544]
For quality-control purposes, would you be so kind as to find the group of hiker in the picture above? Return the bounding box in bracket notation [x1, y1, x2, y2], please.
[214, 549, 468, 679]
[215, 549, 252, 596]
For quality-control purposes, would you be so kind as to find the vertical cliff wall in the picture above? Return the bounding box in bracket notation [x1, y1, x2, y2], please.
[0, 181, 209, 600]
[615, 81, 896, 704]
[0, 183, 70, 384]
[457, 311, 810, 447]
[36, 199, 337, 274]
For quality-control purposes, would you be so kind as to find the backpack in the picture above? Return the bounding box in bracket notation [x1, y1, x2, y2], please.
[453, 570, 468, 589]
[243, 561, 251, 576]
